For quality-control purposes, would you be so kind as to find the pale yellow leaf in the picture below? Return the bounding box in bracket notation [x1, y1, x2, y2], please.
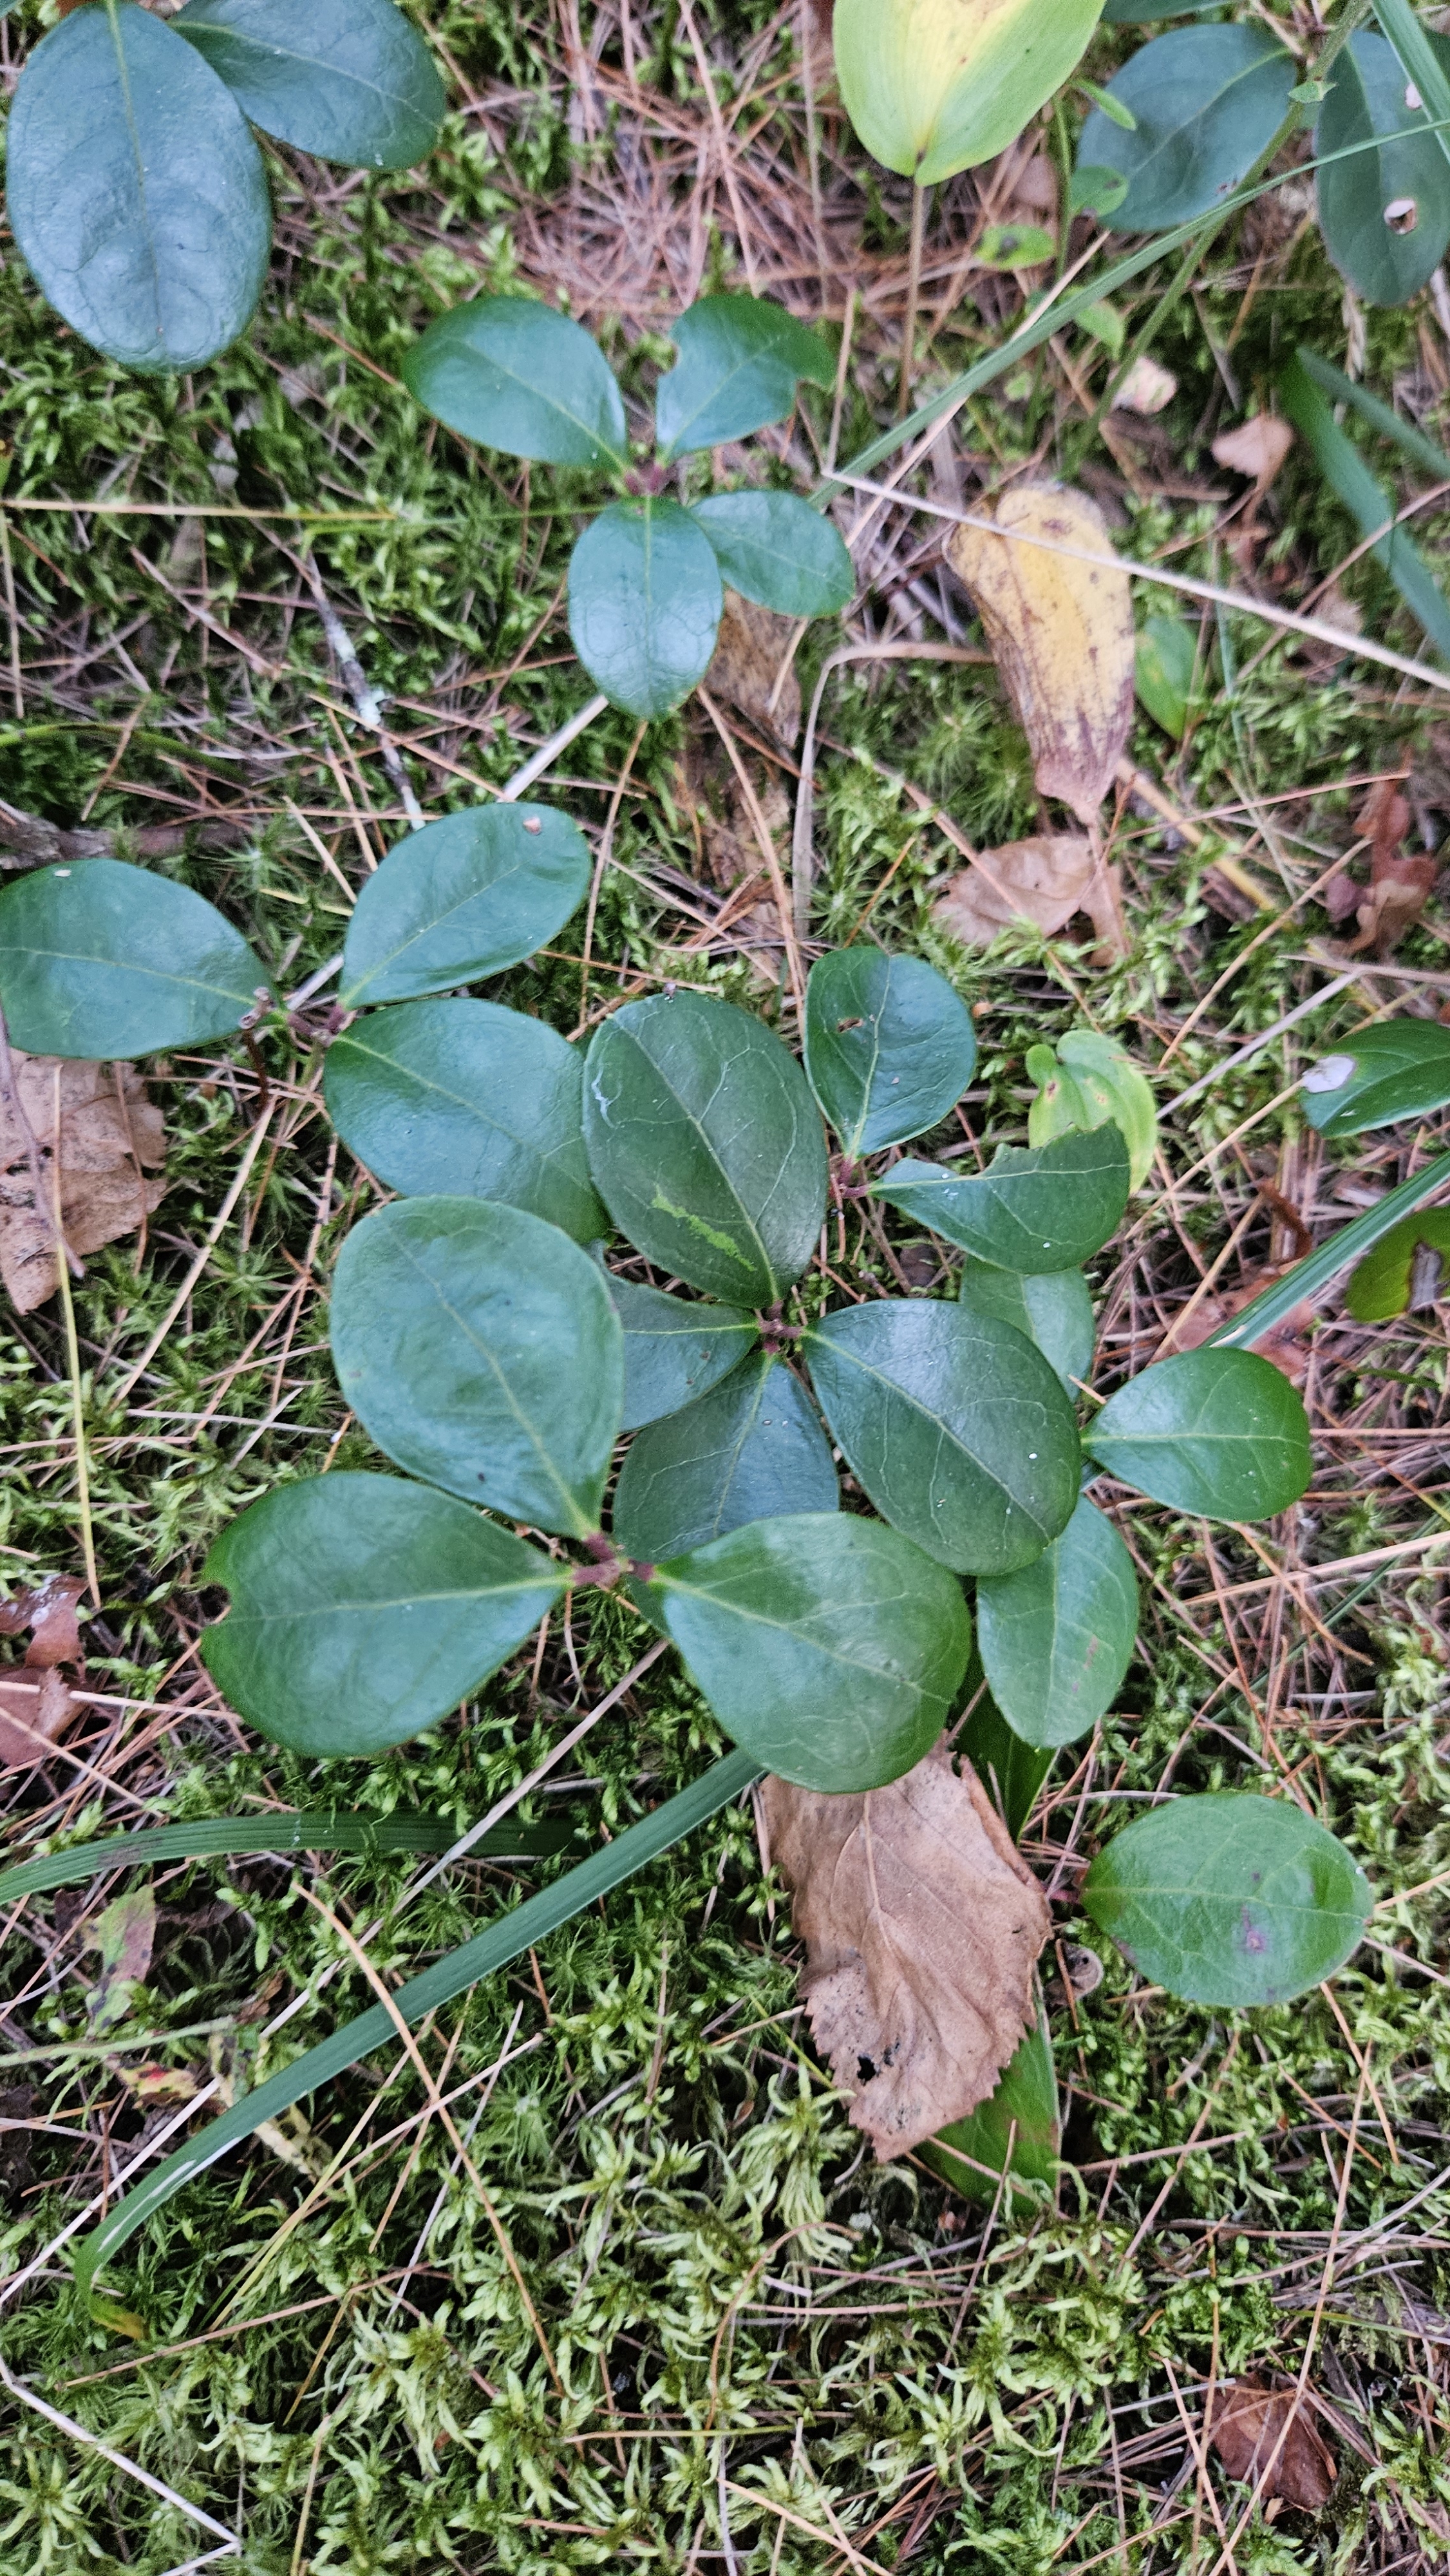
[1113, 355, 1177, 416]
[1211, 415, 1295, 486]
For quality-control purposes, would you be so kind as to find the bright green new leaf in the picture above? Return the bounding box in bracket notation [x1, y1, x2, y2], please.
[612, 1354, 836, 1561]
[957, 1683, 1054, 1841]
[1027, 1031, 1157, 1190]
[324, 1000, 606, 1244]
[1075, 26, 1295, 232]
[1301, 1018, 1450, 1136]
[338, 804, 590, 1008]
[873, 1127, 1130, 1273]
[803, 949, 977, 1159]
[690, 491, 854, 620]
[1078, 299, 1125, 357]
[173, 0, 445, 169]
[977, 223, 1058, 269]
[330, 1198, 623, 1536]
[1344, 1208, 1450, 1320]
[1316, 32, 1450, 307]
[957, 1260, 1095, 1395]
[975, 1495, 1138, 1748]
[1086, 1347, 1312, 1520]
[1083, 1791, 1372, 2005]
[638, 1513, 973, 1792]
[583, 991, 827, 1305]
[202, 1474, 565, 1757]
[0, 858, 268, 1059]
[604, 1276, 759, 1430]
[834, 0, 1106, 184]
[568, 498, 724, 719]
[919, 1992, 1059, 2209]
[804, 1300, 1080, 1575]
[402, 297, 627, 466]
[1135, 616, 1198, 738]
[655, 296, 835, 456]
[6, 3, 272, 374]
[1279, 350, 1450, 664]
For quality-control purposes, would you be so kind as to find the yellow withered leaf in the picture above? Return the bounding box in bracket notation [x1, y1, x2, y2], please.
[834, 0, 1104, 185]
[947, 484, 1135, 824]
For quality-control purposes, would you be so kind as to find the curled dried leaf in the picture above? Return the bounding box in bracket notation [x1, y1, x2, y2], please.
[0, 1571, 86, 1667]
[0, 1667, 77, 1771]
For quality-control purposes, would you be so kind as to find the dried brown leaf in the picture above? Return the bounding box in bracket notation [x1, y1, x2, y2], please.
[1207, 2377, 1337, 2510]
[935, 833, 1127, 957]
[1168, 1274, 1314, 1387]
[762, 1738, 1050, 2158]
[0, 1052, 166, 1315]
[0, 1572, 87, 1667]
[1113, 355, 1177, 417]
[704, 591, 801, 747]
[1212, 416, 1295, 486]
[0, 1667, 77, 1770]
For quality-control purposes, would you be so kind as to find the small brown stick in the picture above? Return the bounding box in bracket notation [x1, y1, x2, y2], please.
[698, 685, 807, 1017]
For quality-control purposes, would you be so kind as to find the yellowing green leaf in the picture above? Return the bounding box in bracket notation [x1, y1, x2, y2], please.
[834, 0, 1106, 184]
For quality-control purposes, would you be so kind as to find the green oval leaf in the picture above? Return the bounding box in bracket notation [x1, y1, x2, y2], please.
[690, 489, 854, 620]
[1076, 26, 1295, 232]
[567, 498, 724, 720]
[1301, 1018, 1450, 1136]
[873, 1127, 1130, 1273]
[0, 858, 268, 1058]
[173, 0, 445, 168]
[1082, 1792, 1372, 2006]
[201, 1473, 564, 1757]
[976, 1495, 1138, 1749]
[957, 1260, 1094, 1395]
[603, 1276, 759, 1430]
[612, 1354, 836, 1562]
[655, 295, 835, 458]
[7, 3, 272, 374]
[919, 1992, 1059, 2210]
[639, 1513, 973, 1792]
[1135, 616, 1198, 739]
[583, 992, 827, 1306]
[330, 1198, 623, 1536]
[323, 999, 607, 1245]
[804, 948, 977, 1159]
[804, 1300, 1080, 1575]
[1085, 1347, 1312, 1521]
[1316, 32, 1450, 308]
[338, 804, 589, 1009]
[402, 297, 626, 467]
[834, 0, 1104, 185]
[1344, 1206, 1450, 1320]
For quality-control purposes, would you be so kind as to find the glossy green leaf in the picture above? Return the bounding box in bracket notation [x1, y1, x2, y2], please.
[803, 948, 977, 1159]
[1083, 1791, 1372, 2005]
[919, 1991, 1059, 2210]
[1278, 350, 1450, 663]
[202, 1474, 564, 1757]
[6, 3, 272, 374]
[1085, 1347, 1312, 1520]
[0, 858, 267, 1059]
[957, 1681, 1053, 1841]
[957, 1260, 1095, 1395]
[1135, 616, 1198, 738]
[0, 1808, 570, 1908]
[976, 1496, 1138, 1748]
[1344, 1208, 1450, 1320]
[173, 0, 444, 169]
[1315, 32, 1450, 307]
[330, 1198, 623, 1536]
[323, 999, 606, 1244]
[1026, 1031, 1157, 1193]
[872, 1127, 1130, 1274]
[1301, 1018, 1450, 1137]
[638, 1513, 972, 1793]
[1075, 26, 1295, 232]
[568, 498, 724, 720]
[612, 1354, 836, 1562]
[338, 804, 590, 1009]
[583, 991, 827, 1306]
[834, 0, 1104, 185]
[1210, 1147, 1450, 1350]
[603, 1276, 759, 1430]
[804, 1300, 1080, 1575]
[690, 491, 854, 620]
[402, 297, 626, 467]
[655, 296, 835, 457]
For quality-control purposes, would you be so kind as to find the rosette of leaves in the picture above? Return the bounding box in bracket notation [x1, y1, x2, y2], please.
[399, 291, 852, 721]
[5, 0, 446, 374]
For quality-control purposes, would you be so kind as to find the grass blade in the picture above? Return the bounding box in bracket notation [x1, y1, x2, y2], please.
[1294, 345, 1450, 483]
[1209, 1148, 1450, 1348]
[1374, 0, 1450, 175]
[0, 1810, 573, 1908]
[1278, 350, 1450, 661]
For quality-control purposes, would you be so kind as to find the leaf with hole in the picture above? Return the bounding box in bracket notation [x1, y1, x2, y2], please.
[918, 1991, 1060, 2209]
[323, 999, 606, 1244]
[873, 1126, 1130, 1273]
[690, 491, 854, 620]
[804, 1300, 1080, 1575]
[1085, 1346, 1312, 1520]
[1315, 32, 1450, 306]
[603, 1276, 759, 1430]
[1083, 1791, 1372, 2005]
[201, 1473, 564, 1757]
[1344, 1207, 1450, 1320]
[957, 1260, 1094, 1394]
[612, 1354, 836, 1561]
[0, 859, 268, 1059]
[975, 1496, 1138, 1748]
[330, 1198, 622, 1536]
[402, 296, 627, 467]
[1075, 26, 1295, 232]
[6, 3, 272, 373]
[173, 0, 445, 168]
[833, 0, 1106, 184]
[1301, 1018, 1450, 1136]
[655, 296, 835, 457]
[583, 991, 827, 1305]
[803, 948, 977, 1159]
[337, 804, 590, 1009]
[1026, 1030, 1157, 1191]
[568, 498, 724, 719]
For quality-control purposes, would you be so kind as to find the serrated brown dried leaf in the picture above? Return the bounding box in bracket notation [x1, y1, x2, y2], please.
[1207, 2376, 1337, 2510]
[0, 1051, 166, 1316]
[762, 1738, 1050, 2158]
